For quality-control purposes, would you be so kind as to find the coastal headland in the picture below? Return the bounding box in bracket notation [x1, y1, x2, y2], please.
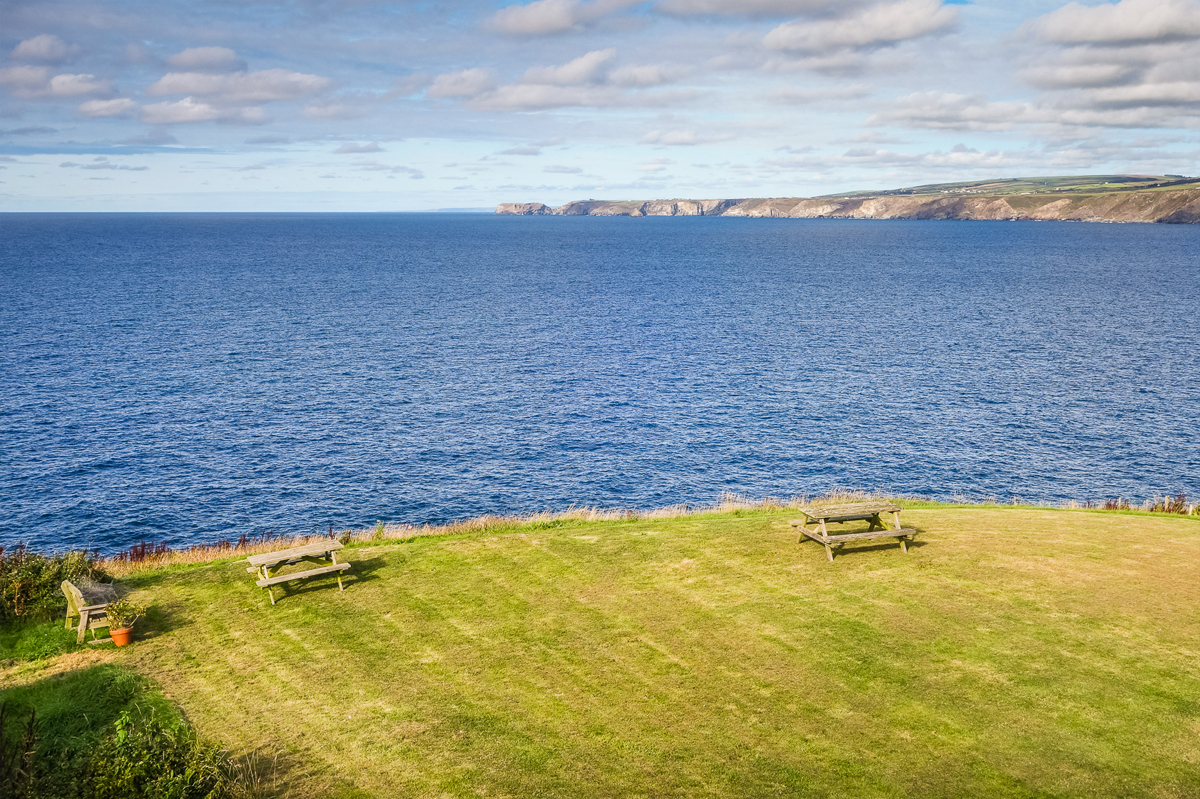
[498, 174, 1200, 223]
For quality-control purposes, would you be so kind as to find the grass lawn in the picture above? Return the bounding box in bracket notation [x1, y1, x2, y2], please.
[4, 507, 1199, 798]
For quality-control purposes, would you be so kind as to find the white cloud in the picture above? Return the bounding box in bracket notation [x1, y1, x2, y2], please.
[658, 0, 861, 17]
[427, 68, 497, 98]
[430, 50, 688, 112]
[470, 83, 623, 110]
[354, 160, 424, 178]
[489, 0, 637, 35]
[610, 64, 683, 87]
[1032, 0, 1200, 45]
[764, 0, 958, 54]
[147, 69, 331, 103]
[638, 156, 673, 171]
[167, 47, 247, 73]
[543, 164, 582, 172]
[768, 83, 871, 103]
[522, 49, 615, 85]
[11, 34, 77, 63]
[492, 0, 585, 34]
[48, 73, 112, 97]
[641, 128, 736, 145]
[1074, 80, 1200, 108]
[140, 97, 223, 124]
[867, 92, 1033, 131]
[0, 65, 50, 95]
[120, 129, 178, 145]
[1018, 0, 1200, 128]
[78, 97, 137, 117]
[303, 102, 369, 119]
[334, 142, 383, 153]
[1022, 63, 1139, 90]
[0, 66, 112, 98]
[140, 97, 267, 125]
[60, 157, 148, 171]
[641, 129, 699, 145]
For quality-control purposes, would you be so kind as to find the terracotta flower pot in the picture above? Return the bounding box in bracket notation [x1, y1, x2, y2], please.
[110, 627, 134, 646]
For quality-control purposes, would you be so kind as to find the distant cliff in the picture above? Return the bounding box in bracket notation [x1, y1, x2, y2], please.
[497, 187, 1200, 224]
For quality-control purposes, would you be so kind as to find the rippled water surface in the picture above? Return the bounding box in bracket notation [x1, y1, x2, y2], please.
[2, 213, 1198, 552]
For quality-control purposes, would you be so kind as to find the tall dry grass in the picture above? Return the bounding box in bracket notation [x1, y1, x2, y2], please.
[98, 490, 879, 576]
[92, 488, 1198, 576]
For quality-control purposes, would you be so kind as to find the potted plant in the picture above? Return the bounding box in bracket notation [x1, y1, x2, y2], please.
[105, 599, 148, 646]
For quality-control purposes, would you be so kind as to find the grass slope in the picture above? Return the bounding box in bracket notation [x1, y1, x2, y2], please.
[827, 174, 1200, 199]
[6, 508, 1199, 798]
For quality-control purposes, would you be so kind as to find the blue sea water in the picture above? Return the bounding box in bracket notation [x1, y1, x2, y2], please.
[2, 213, 1198, 553]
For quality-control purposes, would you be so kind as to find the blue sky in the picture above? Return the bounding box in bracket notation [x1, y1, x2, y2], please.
[2, 0, 1198, 210]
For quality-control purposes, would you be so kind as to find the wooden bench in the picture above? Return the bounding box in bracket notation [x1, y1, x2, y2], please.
[791, 501, 918, 562]
[62, 579, 112, 643]
[246, 541, 351, 605]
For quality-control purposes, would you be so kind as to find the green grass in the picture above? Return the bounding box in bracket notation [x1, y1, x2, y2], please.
[5, 507, 1199, 798]
[825, 174, 1200, 199]
[0, 621, 81, 663]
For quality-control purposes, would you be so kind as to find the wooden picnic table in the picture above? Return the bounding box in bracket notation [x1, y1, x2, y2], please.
[790, 501, 918, 562]
[246, 541, 351, 604]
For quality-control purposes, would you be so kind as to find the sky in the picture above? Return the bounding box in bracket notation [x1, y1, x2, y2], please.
[1, 0, 1198, 211]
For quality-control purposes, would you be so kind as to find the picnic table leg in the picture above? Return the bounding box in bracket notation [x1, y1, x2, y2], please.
[331, 551, 345, 591]
[261, 566, 277, 605]
[891, 511, 909, 554]
[819, 519, 834, 561]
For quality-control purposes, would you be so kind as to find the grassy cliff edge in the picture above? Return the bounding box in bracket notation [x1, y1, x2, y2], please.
[4, 503, 1198, 798]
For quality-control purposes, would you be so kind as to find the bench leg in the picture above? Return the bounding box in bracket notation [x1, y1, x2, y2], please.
[77, 613, 89, 643]
[824, 542, 835, 562]
[898, 536, 908, 554]
[329, 552, 346, 591]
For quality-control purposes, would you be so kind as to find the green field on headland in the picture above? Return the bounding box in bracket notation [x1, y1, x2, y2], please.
[497, 174, 1200, 222]
[4, 505, 1199, 798]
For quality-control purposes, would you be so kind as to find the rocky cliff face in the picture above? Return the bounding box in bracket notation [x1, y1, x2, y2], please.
[497, 189, 1200, 224]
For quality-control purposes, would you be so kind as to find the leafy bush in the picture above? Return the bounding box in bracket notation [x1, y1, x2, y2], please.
[0, 545, 105, 624]
[104, 599, 148, 631]
[82, 709, 228, 799]
[1, 665, 270, 799]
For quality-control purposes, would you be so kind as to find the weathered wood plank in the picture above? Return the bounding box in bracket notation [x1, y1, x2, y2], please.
[796, 501, 901, 521]
[821, 528, 918, 543]
[255, 562, 351, 588]
[246, 541, 344, 567]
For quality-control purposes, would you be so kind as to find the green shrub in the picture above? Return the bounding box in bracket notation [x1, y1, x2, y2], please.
[82, 709, 228, 799]
[104, 599, 148, 631]
[0, 665, 253, 799]
[0, 545, 105, 624]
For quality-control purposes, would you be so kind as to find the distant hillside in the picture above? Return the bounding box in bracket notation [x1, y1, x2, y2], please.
[497, 175, 1200, 224]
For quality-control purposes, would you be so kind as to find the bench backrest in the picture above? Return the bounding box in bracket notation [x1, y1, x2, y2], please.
[62, 580, 85, 617]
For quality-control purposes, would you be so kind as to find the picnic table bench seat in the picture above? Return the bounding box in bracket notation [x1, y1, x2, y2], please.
[791, 501, 918, 562]
[255, 561, 351, 588]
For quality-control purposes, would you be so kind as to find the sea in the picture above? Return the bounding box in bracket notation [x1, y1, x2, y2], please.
[2, 213, 1198, 553]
